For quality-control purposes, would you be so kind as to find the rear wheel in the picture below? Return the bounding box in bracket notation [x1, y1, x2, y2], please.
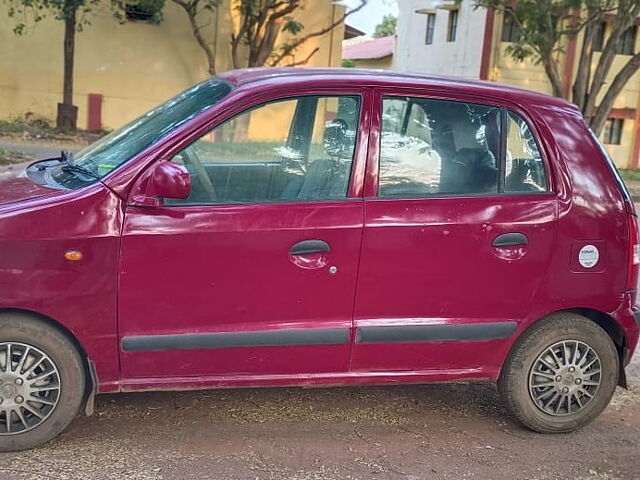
[499, 313, 619, 433]
[0, 314, 85, 451]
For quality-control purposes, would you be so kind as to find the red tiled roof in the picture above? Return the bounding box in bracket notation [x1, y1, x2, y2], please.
[343, 35, 394, 60]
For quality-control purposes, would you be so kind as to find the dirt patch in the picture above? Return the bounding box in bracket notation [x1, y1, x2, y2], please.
[0, 365, 638, 480]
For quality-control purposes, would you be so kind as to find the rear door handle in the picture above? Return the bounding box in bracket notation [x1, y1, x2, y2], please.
[492, 233, 528, 247]
[290, 239, 331, 255]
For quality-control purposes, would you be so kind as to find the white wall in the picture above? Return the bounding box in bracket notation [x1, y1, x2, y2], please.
[394, 0, 486, 79]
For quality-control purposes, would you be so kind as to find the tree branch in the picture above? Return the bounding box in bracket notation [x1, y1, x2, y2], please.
[584, 0, 640, 118]
[281, 46, 320, 67]
[268, 0, 366, 67]
[171, 0, 218, 75]
[590, 51, 640, 134]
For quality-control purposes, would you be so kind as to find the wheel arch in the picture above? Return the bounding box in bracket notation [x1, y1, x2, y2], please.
[504, 307, 627, 388]
[563, 307, 627, 388]
[0, 307, 98, 413]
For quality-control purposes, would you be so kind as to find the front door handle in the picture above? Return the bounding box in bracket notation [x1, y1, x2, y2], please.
[290, 239, 331, 256]
[492, 232, 528, 247]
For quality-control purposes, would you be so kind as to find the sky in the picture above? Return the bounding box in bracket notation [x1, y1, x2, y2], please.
[342, 0, 398, 35]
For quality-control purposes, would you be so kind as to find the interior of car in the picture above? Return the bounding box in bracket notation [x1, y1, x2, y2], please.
[168, 96, 360, 205]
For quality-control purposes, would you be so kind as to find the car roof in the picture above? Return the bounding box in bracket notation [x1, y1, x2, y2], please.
[218, 67, 573, 110]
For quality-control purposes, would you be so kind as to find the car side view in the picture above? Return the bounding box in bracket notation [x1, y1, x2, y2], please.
[0, 68, 638, 451]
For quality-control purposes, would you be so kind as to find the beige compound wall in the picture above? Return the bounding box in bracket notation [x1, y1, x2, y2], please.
[0, 0, 345, 130]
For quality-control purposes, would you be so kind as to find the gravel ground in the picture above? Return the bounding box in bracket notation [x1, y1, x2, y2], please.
[0, 351, 638, 480]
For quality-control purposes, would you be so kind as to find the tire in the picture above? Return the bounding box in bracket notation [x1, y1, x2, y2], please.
[0, 313, 85, 451]
[498, 312, 619, 433]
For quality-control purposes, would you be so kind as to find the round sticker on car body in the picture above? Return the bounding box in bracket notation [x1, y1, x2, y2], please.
[578, 244, 600, 268]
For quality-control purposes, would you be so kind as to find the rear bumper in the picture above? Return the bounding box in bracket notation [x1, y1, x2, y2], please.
[613, 295, 640, 366]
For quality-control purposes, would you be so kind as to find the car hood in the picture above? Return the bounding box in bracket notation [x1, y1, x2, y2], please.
[0, 161, 63, 207]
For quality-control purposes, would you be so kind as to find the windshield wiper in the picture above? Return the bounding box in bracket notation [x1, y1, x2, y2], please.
[58, 150, 101, 180]
[60, 163, 101, 180]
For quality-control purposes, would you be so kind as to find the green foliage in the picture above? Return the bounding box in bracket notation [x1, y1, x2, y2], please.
[5, 0, 165, 34]
[474, 0, 616, 63]
[282, 17, 303, 35]
[341, 59, 356, 68]
[6, 0, 101, 34]
[373, 13, 396, 38]
[618, 169, 640, 182]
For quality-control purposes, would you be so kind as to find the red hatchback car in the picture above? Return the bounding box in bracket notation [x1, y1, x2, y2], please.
[1, 68, 639, 450]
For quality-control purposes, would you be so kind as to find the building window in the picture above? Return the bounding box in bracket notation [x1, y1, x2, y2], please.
[593, 21, 606, 52]
[501, 10, 521, 43]
[618, 25, 637, 55]
[447, 9, 458, 42]
[425, 13, 436, 45]
[124, 2, 160, 22]
[603, 118, 624, 145]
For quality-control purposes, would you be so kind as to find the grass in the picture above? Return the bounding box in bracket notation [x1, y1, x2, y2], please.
[0, 115, 107, 144]
[0, 148, 33, 165]
[618, 169, 640, 183]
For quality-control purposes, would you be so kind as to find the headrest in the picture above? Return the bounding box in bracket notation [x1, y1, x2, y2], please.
[324, 118, 349, 157]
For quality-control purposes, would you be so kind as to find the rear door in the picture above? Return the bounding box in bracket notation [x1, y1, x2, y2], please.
[119, 89, 370, 381]
[351, 89, 558, 375]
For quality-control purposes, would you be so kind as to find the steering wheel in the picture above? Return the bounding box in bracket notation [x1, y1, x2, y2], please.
[180, 147, 216, 202]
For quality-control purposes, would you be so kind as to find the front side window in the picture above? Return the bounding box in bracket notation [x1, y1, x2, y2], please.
[167, 95, 360, 205]
[378, 96, 549, 198]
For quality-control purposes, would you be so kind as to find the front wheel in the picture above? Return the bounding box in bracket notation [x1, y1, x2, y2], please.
[0, 314, 85, 451]
[499, 313, 619, 433]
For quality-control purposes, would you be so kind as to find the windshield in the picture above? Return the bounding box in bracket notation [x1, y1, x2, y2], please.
[51, 78, 233, 189]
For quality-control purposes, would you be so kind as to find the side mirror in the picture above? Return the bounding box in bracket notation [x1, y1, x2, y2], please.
[131, 161, 191, 207]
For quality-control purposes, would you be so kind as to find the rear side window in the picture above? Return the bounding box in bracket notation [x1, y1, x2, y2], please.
[378, 96, 549, 198]
[504, 111, 548, 192]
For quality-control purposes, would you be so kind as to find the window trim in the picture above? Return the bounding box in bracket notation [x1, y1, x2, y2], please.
[156, 93, 366, 208]
[370, 91, 553, 200]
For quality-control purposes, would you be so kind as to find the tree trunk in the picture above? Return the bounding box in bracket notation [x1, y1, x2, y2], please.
[542, 55, 565, 98]
[572, 19, 597, 111]
[589, 52, 640, 135]
[56, 3, 78, 130]
[583, 23, 626, 119]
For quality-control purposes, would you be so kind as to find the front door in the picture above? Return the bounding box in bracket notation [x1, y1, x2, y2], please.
[119, 92, 367, 380]
[351, 91, 557, 375]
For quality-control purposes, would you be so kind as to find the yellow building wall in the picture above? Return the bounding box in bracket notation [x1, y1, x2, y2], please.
[487, 11, 640, 169]
[352, 56, 393, 70]
[0, 0, 345, 130]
